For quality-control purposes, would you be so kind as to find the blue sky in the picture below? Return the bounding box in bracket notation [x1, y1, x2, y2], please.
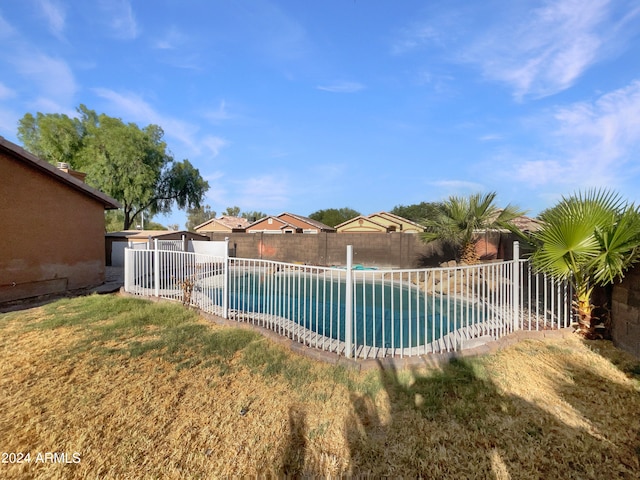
[2, 0, 640, 229]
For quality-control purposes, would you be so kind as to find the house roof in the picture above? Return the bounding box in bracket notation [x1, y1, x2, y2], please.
[105, 230, 208, 240]
[488, 209, 543, 232]
[246, 215, 302, 231]
[246, 215, 281, 229]
[368, 211, 426, 231]
[509, 215, 543, 232]
[277, 212, 336, 231]
[1, 136, 120, 209]
[195, 215, 250, 231]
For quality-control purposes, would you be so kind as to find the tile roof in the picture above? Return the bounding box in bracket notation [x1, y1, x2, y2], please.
[277, 212, 336, 231]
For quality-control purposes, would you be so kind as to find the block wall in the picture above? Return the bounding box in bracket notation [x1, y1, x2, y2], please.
[612, 265, 640, 358]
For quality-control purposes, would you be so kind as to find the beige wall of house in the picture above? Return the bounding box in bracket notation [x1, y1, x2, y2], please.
[369, 213, 424, 233]
[0, 147, 113, 303]
[336, 217, 389, 233]
[196, 222, 231, 233]
[367, 214, 404, 232]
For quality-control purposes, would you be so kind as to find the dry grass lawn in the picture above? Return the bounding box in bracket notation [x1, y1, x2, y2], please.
[1, 294, 640, 478]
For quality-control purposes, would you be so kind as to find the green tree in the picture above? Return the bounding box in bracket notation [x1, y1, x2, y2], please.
[391, 201, 442, 223]
[308, 207, 360, 227]
[105, 210, 125, 233]
[241, 211, 267, 222]
[104, 210, 166, 232]
[528, 189, 640, 337]
[18, 112, 84, 167]
[422, 192, 525, 264]
[186, 205, 216, 231]
[17, 105, 209, 230]
[223, 206, 241, 217]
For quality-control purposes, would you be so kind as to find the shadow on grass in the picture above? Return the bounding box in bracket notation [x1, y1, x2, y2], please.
[344, 355, 640, 478]
[281, 405, 308, 476]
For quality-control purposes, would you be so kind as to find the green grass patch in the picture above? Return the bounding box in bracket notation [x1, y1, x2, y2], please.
[11, 295, 260, 372]
[378, 358, 497, 421]
[240, 339, 318, 388]
[1, 295, 386, 396]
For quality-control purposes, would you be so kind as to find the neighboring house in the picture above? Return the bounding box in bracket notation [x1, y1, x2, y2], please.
[0, 136, 120, 303]
[194, 215, 250, 234]
[276, 213, 336, 233]
[246, 216, 301, 234]
[246, 213, 335, 234]
[474, 212, 543, 260]
[335, 215, 394, 233]
[105, 230, 209, 266]
[337, 212, 425, 233]
[367, 212, 426, 233]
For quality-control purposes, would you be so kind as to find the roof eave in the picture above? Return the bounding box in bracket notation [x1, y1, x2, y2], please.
[0, 136, 121, 209]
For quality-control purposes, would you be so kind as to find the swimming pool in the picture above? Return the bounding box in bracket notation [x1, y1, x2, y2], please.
[225, 269, 484, 350]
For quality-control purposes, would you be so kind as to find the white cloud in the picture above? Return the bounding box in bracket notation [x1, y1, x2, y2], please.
[398, 0, 639, 99]
[0, 11, 16, 38]
[0, 82, 15, 100]
[430, 180, 485, 191]
[0, 106, 19, 137]
[204, 172, 291, 212]
[236, 174, 290, 210]
[93, 88, 229, 159]
[202, 135, 228, 158]
[514, 79, 640, 187]
[154, 26, 186, 50]
[100, 0, 139, 40]
[15, 53, 76, 104]
[392, 25, 443, 55]
[204, 100, 233, 124]
[36, 0, 65, 38]
[472, 0, 610, 99]
[479, 134, 503, 142]
[316, 81, 365, 93]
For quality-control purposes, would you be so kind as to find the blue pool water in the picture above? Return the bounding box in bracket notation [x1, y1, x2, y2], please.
[225, 271, 483, 349]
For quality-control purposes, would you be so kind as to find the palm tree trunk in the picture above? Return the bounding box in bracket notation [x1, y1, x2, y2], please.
[460, 241, 479, 265]
[573, 284, 600, 338]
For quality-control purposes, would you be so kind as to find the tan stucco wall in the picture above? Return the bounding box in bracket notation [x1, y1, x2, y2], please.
[338, 225, 386, 233]
[372, 213, 423, 233]
[196, 222, 231, 233]
[0, 151, 107, 302]
[337, 218, 387, 233]
[367, 214, 403, 231]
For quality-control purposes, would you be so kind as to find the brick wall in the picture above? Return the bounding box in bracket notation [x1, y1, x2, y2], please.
[0, 150, 107, 302]
[612, 265, 640, 358]
[204, 231, 513, 268]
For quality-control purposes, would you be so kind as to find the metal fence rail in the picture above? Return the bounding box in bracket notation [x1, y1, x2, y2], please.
[124, 242, 573, 359]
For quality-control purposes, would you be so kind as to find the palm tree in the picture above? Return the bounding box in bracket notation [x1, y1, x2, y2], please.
[530, 189, 640, 338]
[421, 192, 525, 264]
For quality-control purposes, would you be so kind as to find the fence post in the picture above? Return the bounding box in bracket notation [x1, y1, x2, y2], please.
[222, 237, 229, 319]
[513, 241, 520, 331]
[345, 245, 353, 358]
[124, 247, 131, 292]
[154, 238, 160, 297]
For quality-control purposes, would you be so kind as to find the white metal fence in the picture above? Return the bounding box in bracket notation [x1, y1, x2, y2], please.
[124, 242, 573, 359]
